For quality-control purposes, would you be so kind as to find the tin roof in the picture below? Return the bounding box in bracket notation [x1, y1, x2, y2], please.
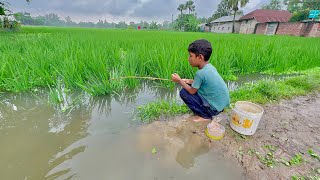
[211, 15, 241, 23]
[239, 9, 292, 23]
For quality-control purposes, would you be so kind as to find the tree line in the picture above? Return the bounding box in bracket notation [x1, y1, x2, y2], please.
[12, 12, 171, 30]
[1, 0, 320, 31]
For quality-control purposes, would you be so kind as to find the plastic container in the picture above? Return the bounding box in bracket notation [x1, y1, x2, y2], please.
[205, 122, 225, 140]
[230, 101, 264, 135]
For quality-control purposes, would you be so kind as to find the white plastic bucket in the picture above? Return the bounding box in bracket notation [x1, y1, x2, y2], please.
[230, 101, 264, 135]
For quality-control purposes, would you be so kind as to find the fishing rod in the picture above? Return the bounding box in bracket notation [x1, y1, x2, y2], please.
[110, 76, 172, 81]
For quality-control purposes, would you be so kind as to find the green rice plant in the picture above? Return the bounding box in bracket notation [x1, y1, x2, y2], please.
[137, 100, 189, 123]
[48, 85, 63, 104]
[1, 27, 320, 95]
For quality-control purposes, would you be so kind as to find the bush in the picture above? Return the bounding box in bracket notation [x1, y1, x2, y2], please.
[289, 10, 309, 22]
[0, 17, 21, 31]
[174, 14, 199, 32]
[11, 20, 21, 30]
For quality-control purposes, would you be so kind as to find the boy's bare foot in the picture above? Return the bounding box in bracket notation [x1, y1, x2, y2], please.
[192, 116, 211, 122]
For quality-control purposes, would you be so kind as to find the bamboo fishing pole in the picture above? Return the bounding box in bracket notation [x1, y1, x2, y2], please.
[110, 76, 172, 81]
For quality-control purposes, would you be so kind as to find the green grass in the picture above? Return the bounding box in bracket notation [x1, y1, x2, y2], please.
[230, 67, 320, 104]
[137, 67, 320, 123]
[1, 26, 320, 95]
[308, 149, 320, 160]
[137, 100, 189, 123]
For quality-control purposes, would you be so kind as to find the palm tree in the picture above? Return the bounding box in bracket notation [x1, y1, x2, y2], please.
[226, 0, 249, 33]
[185, 0, 195, 14]
[177, 4, 185, 15]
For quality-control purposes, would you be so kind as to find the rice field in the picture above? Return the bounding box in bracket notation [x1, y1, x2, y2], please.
[1, 26, 320, 95]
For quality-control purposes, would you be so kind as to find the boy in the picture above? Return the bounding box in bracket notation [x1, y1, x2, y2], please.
[172, 39, 230, 122]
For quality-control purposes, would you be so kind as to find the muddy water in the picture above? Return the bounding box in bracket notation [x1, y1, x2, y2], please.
[0, 82, 245, 180]
[227, 73, 299, 91]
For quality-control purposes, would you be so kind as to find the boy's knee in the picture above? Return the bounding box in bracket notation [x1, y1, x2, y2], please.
[179, 88, 188, 99]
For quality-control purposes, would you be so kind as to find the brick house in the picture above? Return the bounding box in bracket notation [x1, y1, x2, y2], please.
[209, 15, 241, 33]
[274, 20, 320, 37]
[239, 9, 292, 34]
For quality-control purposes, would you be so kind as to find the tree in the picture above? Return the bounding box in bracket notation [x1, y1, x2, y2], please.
[0, 0, 31, 15]
[149, 21, 158, 29]
[208, 0, 232, 23]
[33, 16, 45, 25]
[177, 4, 186, 15]
[283, 0, 303, 13]
[226, 0, 249, 33]
[289, 9, 309, 21]
[161, 20, 171, 29]
[185, 0, 196, 14]
[284, 0, 320, 21]
[138, 21, 149, 29]
[115, 21, 128, 29]
[14, 12, 34, 24]
[175, 1, 198, 32]
[44, 13, 64, 26]
[1, 0, 31, 29]
[0, 2, 5, 15]
[65, 16, 76, 26]
[303, 0, 320, 10]
[283, 0, 320, 13]
[174, 14, 199, 32]
[198, 17, 207, 23]
[262, 0, 283, 10]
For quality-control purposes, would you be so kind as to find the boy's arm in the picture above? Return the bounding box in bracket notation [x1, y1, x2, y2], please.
[182, 79, 194, 84]
[172, 73, 198, 95]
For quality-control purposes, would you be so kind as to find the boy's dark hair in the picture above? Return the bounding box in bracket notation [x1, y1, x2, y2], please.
[188, 39, 212, 61]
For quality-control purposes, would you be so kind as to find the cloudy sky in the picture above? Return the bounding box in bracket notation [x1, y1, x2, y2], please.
[8, 0, 270, 23]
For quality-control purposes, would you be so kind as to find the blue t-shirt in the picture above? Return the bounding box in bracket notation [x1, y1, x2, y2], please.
[192, 64, 230, 112]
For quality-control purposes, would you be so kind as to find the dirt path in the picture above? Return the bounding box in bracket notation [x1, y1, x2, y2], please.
[137, 93, 320, 180]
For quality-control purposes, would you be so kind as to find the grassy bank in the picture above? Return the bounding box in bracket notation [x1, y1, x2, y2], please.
[137, 68, 320, 123]
[1, 26, 320, 95]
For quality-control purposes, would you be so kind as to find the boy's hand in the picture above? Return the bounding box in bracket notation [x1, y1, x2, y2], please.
[171, 73, 182, 83]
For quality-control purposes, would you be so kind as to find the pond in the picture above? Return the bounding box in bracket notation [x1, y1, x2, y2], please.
[0, 81, 245, 180]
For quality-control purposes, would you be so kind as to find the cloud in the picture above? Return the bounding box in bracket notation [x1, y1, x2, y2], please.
[9, 0, 270, 22]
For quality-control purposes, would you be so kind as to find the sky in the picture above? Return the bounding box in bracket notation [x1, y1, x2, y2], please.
[8, 0, 270, 23]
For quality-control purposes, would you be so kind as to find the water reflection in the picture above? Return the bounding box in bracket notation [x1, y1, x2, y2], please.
[176, 134, 211, 168]
[0, 81, 181, 179]
[0, 93, 90, 180]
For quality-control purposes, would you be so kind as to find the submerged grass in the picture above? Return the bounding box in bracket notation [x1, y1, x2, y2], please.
[137, 67, 320, 123]
[1, 26, 320, 95]
[137, 100, 189, 123]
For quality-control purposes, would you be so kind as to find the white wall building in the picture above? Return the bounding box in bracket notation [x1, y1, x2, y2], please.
[209, 15, 241, 33]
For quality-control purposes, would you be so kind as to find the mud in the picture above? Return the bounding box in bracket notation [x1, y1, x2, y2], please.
[137, 93, 320, 179]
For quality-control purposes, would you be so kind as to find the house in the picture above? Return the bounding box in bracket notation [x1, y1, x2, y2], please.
[239, 9, 292, 34]
[210, 15, 241, 33]
[198, 23, 210, 32]
[275, 20, 320, 37]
